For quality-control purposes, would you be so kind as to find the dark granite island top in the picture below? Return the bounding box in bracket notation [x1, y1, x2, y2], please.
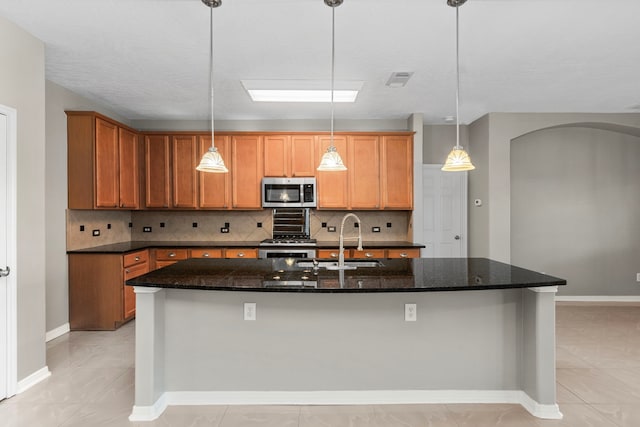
[126, 257, 566, 293]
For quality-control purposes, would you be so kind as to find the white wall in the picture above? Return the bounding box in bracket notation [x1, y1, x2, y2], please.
[511, 126, 640, 296]
[45, 81, 131, 333]
[0, 15, 46, 380]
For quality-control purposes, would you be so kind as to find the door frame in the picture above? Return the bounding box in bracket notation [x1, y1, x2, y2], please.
[0, 104, 18, 399]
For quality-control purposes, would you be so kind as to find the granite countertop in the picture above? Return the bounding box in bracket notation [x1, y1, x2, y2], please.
[126, 257, 566, 293]
[67, 240, 424, 254]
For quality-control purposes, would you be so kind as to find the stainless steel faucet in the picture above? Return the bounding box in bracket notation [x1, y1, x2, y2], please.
[339, 213, 363, 268]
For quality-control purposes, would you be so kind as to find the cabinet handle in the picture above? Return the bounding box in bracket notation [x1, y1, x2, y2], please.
[365, 252, 373, 258]
[203, 252, 210, 257]
[400, 253, 408, 258]
[135, 256, 140, 261]
[330, 252, 338, 258]
[125, 269, 130, 274]
[237, 252, 245, 257]
[168, 252, 176, 258]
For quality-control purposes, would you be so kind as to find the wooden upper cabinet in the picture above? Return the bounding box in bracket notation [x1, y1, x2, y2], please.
[348, 135, 380, 209]
[381, 135, 413, 209]
[263, 134, 315, 177]
[67, 112, 141, 210]
[316, 135, 349, 209]
[171, 135, 198, 209]
[198, 135, 231, 209]
[263, 135, 289, 177]
[118, 128, 140, 209]
[290, 135, 316, 177]
[144, 135, 171, 208]
[94, 118, 120, 208]
[231, 135, 263, 209]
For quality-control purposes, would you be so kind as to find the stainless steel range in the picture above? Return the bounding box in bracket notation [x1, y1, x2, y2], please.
[258, 208, 317, 259]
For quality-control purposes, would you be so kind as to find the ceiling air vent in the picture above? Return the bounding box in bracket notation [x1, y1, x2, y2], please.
[385, 72, 414, 88]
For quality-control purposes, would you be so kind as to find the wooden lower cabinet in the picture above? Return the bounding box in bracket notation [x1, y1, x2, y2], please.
[318, 248, 420, 259]
[224, 248, 258, 259]
[69, 249, 149, 330]
[153, 248, 189, 269]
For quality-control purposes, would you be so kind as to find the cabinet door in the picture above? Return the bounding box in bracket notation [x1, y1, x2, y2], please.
[198, 135, 230, 209]
[348, 135, 380, 209]
[94, 118, 119, 208]
[231, 135, 263, 209]
[316, 135, 348, 209]
[381, 135, 413, 209]
[145, 135, 171, 208]
[118, 128, 140, 209]
[290, 135, 316, 177]
[263, 135, 289, 177]
[123, 261, 148, 319]
[172, 135, 198, 208]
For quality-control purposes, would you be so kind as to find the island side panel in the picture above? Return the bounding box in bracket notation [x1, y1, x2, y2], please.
[161, 289, 523, 392]
[133, 287, 165, 408]
[522, 287, 559, 407]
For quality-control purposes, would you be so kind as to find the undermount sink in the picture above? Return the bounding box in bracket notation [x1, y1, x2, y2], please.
[296, 260, 384, 270]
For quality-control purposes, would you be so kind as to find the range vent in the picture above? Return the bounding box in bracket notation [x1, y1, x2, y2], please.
[386, 72, 414, 88]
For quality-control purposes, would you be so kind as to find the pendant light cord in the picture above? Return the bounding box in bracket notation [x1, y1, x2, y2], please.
[209, 5, 216, 150]
[455, 4, 461, 150]
[330, 5, 336, 149]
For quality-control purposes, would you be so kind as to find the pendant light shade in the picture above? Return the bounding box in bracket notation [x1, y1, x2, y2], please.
[196, 146, 228, 172]
[196, 0, 228, 173]
[442, 0, 475, 172]
[317, 0, 347, 172]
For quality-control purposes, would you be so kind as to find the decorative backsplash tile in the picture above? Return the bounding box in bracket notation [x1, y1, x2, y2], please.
[66, 210, 132, 250]
[67, 209, 412, 249]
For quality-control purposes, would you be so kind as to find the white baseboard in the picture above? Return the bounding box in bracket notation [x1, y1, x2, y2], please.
[17, 366, 51, 394]
[129, 390, 563, 421]
[556, 296, 640, 303]
[45, 323, 70, 342]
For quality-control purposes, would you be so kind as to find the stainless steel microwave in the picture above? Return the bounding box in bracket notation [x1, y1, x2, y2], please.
[261, 177, 317, 208]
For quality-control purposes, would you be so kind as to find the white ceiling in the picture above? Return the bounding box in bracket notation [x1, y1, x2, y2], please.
[1, 0, 639, 124]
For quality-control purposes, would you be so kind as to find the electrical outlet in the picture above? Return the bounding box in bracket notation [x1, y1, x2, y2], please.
[405, 303, 417, 322]
[637, 273, 640, 282]
[244, 302, 256, 321]
[220, 227, 229, 233]
[328, 226, 336, 232]
[372, 226, 381, 233]
[92, 229, 100, 237]
[143, 226, 152, 233]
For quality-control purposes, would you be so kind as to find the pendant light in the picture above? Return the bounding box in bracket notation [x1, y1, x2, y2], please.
[317, 0, 347, 171]
[196, 0, 228, 173]
[442, 0, 475, 172]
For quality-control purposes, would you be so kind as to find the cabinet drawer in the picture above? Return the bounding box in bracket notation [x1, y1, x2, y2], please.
[224, 248, 258, 259]
[190, 248, 223, 259]
[156, 260, 179, 269]
[386, 248, 421, 259]
[124, 261, 149, 280]
[351, 249, 385, 259]
[124, 250, 149, 267]
[155, 249, 189, 261]
[317, 249, 340, 259]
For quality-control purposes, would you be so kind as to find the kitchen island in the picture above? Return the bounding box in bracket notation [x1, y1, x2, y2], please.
[127, 258, 566, 421]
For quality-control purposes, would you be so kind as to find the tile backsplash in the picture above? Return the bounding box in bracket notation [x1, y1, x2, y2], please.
[67, 209, 412, 249]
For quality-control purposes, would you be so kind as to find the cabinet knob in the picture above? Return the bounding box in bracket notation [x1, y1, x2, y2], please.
[203, 252, 210, 257]
[169, 252, 176, 257]
[400, 252, 408, 258]
[330, 252, 338, 258]
[365, 252, 373, 258]
[237, 252, 245, 257]
[125, 269, 130, 274]
[135, 256, 140, 261]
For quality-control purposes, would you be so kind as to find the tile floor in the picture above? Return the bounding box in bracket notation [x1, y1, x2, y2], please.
[0, 303, 639, 426]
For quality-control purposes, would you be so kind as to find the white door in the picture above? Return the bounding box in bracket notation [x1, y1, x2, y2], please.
[0, 111, 8, 401]
[0, 106, 17, 401]
[422, 165, 468, 257]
